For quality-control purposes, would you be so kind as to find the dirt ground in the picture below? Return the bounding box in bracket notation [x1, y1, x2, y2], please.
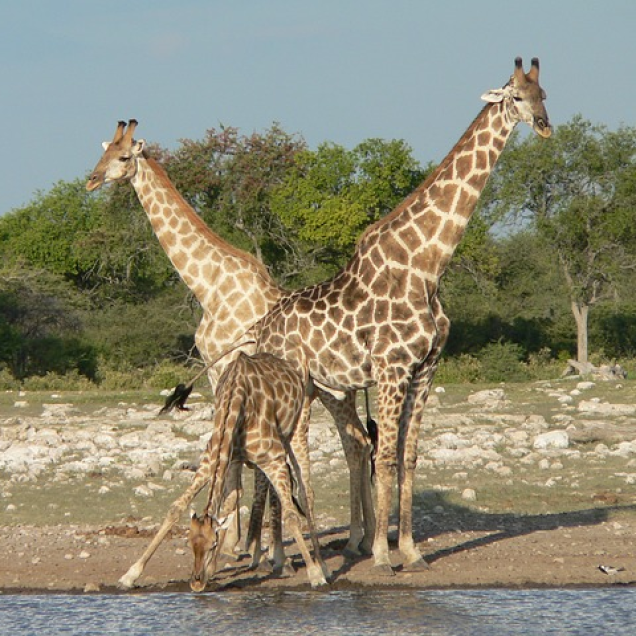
[2, 505, 635, 594]
[3, 382, 636, 594]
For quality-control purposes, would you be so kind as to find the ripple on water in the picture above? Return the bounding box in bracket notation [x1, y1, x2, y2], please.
[1, 588, 635, 636]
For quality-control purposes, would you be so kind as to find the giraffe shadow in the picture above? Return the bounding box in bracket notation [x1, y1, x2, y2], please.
[409, 489, 633, 566]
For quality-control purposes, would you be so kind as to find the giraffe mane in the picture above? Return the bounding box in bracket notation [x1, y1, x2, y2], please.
[357, 102, 493, 247]
[145, 156, 283, 291]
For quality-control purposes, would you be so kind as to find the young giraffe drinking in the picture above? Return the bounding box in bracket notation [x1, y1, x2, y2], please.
[254, 57, 552, 575]
[119, 352, 328, 590]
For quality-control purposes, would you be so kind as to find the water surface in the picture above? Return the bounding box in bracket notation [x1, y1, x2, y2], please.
[1, 588, 633, 635]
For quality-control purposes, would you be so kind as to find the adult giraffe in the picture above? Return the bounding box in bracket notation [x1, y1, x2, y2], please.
[86, 122, 375, 558]
[254, 57, 552, 574]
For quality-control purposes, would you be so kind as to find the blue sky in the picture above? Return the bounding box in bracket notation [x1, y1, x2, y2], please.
[1, 0, 634, 215]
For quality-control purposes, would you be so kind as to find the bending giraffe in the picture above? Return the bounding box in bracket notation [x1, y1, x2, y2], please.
[120, 352, 328, 590]
[254, 57, 552, 574]
[86, 121, 375, 558]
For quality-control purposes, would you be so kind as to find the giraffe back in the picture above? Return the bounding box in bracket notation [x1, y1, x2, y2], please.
[203, 352, 305, 520]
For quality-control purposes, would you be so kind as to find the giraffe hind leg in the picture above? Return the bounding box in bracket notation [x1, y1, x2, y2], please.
[260, 458, 328, 588]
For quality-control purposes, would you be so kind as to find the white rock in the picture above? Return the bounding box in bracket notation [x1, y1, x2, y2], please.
[462, 488, 477, 501]
[133, 485, 154, 498]
[467, 388, 505, 404]
[614, 441, 636, 457]
[533, 430, 569, 450]
[578, 401, 636, 416]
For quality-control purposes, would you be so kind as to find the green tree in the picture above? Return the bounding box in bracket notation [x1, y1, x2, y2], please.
[485, 116, 636, 362]
[0, 180, 102, 286]
[166, 124, 306, 283]
[0, 269, 97, 379]
[271, 138, 425, 284]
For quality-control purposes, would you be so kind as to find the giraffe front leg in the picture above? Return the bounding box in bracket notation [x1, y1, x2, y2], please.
[119, 474, 208, 588]
[397, 365, 437, 570]
[218, 461, 243, 559]
[245, 468, 268, 569]
[262, 457, 328, 588]
[370, 377, 409, 576]
[397, 446, 428, 570]
[371, 458, 397, 576]
[267, 484, 292, 576]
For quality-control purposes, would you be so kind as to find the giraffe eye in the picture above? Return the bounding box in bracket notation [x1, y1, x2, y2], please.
[119, 155, 131, 162]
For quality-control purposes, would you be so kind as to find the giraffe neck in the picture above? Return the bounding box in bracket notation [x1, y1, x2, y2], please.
[359, 101, 515, 284]
[129, 156, 276, 309]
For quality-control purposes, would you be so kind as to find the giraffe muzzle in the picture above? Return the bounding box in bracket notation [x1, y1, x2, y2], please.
[534, 117, 552, 138]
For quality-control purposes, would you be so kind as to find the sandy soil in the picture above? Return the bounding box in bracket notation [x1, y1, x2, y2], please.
[3, 381, 636, 595]
[2, 505, 635, 594]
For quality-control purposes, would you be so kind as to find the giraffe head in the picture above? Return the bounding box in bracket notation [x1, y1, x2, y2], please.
[188, 511, 235, 592]
[481, 57, 551, 138]
[86, 119, 145, 191]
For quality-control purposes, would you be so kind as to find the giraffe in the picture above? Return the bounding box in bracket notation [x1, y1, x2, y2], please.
[119, 352, 328, 590]
[254, 57, 552, 575]
[86, 122, 375, 557]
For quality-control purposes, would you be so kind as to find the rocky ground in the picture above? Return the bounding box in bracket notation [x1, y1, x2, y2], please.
[1, 377, 636, 594]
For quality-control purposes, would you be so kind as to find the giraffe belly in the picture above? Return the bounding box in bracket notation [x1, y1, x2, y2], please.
[307, 348, 374, 392]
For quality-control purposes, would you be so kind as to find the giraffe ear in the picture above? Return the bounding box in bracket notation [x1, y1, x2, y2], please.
[131, 139, 146, 156]
[101, 141, 110, 150]
[481, 88, 505, 103]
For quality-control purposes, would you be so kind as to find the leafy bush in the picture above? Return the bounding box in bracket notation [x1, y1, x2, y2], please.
[20, 370, 94, 391]
[144, 360, 193, 390]
[435, 354, 482, 384]
[477, 341, 530, 383]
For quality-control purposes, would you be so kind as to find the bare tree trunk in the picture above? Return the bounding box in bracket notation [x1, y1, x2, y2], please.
[571, 301, 589, 363]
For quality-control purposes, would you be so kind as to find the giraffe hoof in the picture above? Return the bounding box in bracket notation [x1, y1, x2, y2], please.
[371, 563, 396, 577]
[343, 547, 363, 561]
[403, 558, 430, 572]
[273, 560, 295, 578]
[358, 541, 374, 556]
[255, 559, 274, 574]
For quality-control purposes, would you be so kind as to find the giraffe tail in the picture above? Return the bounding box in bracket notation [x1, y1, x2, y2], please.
[159, 382, 193, 414]
[364, 388, 378, 481]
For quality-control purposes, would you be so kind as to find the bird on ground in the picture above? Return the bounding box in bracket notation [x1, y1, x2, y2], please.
[598, 565, 626, 576]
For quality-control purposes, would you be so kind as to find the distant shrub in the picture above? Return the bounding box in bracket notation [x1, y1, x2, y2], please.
[94, 360, 147, 390]
[144, 360, 191, 390]
[526, 347, 562, 380]
[435, 354, 481, 384]
[21, 370, 94, 391]
[0, 367, 20, 391]
[477, 341, 530, 383]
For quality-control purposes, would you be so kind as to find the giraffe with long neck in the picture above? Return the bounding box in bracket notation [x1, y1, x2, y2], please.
[87, 120, 280, 379]
[86, 123, 375, 559]
[254, 57, 552, 574]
